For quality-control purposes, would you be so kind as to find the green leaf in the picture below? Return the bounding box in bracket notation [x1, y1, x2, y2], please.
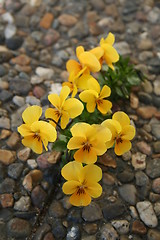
[52, 140, 67, 151]
[127, 75, 141, 85]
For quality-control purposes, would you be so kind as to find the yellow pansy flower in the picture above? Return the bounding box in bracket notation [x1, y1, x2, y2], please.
[18, 106, 57, 154]
[95, 32, 119, 70]
[102, 111, 135, 155]
[45, 86, 84, 129]
[61, 161, 102, 206]
[67, 122, 112, 164]
[79, 80, 112, 114]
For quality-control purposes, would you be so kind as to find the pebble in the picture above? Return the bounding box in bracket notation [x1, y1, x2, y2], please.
[58, 14, 78, 27]
[130, 93, 139, 109]
[147, 229, 160, 240]
[0, 89, 13, 102]
[137, 106, 157, 119]
[14, 196, 31, 211]
[136, 141, 152, 155]
[102, 202, 125, 220]
[31, 185, 47, 209]
[26, 95, 41, 105]
[49, 200, 66, 218]
[136, 201, 158, 228]
[154, 202, 160, 217]
[11, 54, 31, 66]
[111, 220, 130, 235]
[50, 219, 66, 239]
[83, 223, 98, 235]
[0, 117, 11, 129]
[8, 163, 23, 179]
[17, 147, 31, 161]
[9, 79, 31, 95]
[114, 42, 131, 55]
[7, 218, 31, 238]
[135, 171, 149, 186]
[23, 169, 43, 191]
[131, 220, 147, 235]
[6, 132, 20, 148]
[82, 202, 103, 222]
[33, 86, 46, 99]
[35, 67, 54, 80]
[99, 223, 119, 240]
[152, 178, 160, 194]
[103, 172, 115, 185]
[151, 124, 160, 140]
[0, 193, 14, 208]
[66, 226, 81, 240]
[12, 95, 25, 107]
[40, 13, 54, 29]
[0, 129, 11, 140]
[153, 78, 160, 96]
[153, 141, 160, 153]
[36, 153, 53, 169]
[27, 159, 37, 169]
[118, 184, 137, 205]
[131, 152, 146, 170]
[5, 36, 23, 50]
[146, 158, 160, 178]
[30, 0, 42, 7]
[4, 24, 17, 39]
[0, 178, 15, 194]
[33, 223, 51, 240]
[0, 149, 16, 165]
[43, 232, 55, 240]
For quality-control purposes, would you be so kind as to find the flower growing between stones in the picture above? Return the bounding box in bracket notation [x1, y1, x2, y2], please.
[67, 122, 112, 164]
[102, 111, 135, 155]
[79, 80, 112, 114]
[61, 161, 102, 206]
[18, 106, 57, 154]
[45, 86, 84, 129]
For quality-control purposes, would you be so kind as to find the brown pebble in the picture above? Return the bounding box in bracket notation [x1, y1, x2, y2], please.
[58, 14, 78, 27]
[0, 193, 14, 208]
[0, 149, 16, 165]
[43, 232, 55, 240]
[0, 129, 11, 140]
[40, 13, 54, 29]
[11, 54, 31, 66]
[132, 220, 147, 235]
[6, 132, 20, 148]
[99, 153, 117, 168]
[137, 106, 157, 119]
[152, 178, 160, 194]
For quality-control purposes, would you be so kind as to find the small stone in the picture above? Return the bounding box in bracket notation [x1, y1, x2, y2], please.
[82, 202, 102, 222]
[138, 92, 152, 104]
[146, 158, 160, 178]
[154, 202, 160, 216]
[136, 141, 152, 155]
[141, 79, 153, 94]
[11, 54, 30, 66]
[153, 78, 160, 96]
[0, 178, 15, 194]
[40, 13, 54, 29]
[111, 220, 130, 235]
[131, 220, 147, 235]
[122, 151, 131, 161]
[0, 65, 7, 77]
[132, 152, 146, 170]
[66, 226, 81, 240]
[34, 223, 51, 240]
[23, 170, 43, 191]
[147, 229, 160, 240]
[7, 218, 31, 238]
[43, 232, 55, 240]
[135, 171, 149, 186]
[36, 153, 53, 169]
[31, 185, 47, 209]
[9, 79, 31, 95]
[138, 39, 153, 50]
[0, 129, 11, 140]
[136, 201, 158, 228]
[5, 36, 23, 50]
[90, 0, 105, 10]
[0, 117, 10, 129]
[103, 172, 115, 185]
[99, 223, 119, 240]
[118, 184, 137, 205]
[30, 0, 42, 7]
[152, 178, 160, 194]
[99, 153, 117, 168]
[0, 193, 14, 208]
[26, 96, 41, 106]
[0, 90, 13, 102]
[0, 79, 9, 89]
[4, 24, 17, 39]
[2, 12, 14, 24]
[130, 93, 139, 109]
[153, 141, 160, 153]
[49, 200, 66, 218]
[43, 29, 60, 46]
[149, 192, 160, 203]
[137, 106, 157, 119]
[83, 223, 98, 235]
[61, 196, 72, 210]
[6, 132, 20, 148]
[0, 149, 16, 165]
[114, 42, 131, 55]
[8, 163, 23, 179]
[58, 14, 78, 27]
[12, 96, 25, 107]
[117, 168, 134, 183]
[31, 75, 44, 85]
[36, 67, 54, 80]
[103, 202, 125, 220]
[27, 159, 37, 169]
[51, 219, 66, 239]
[33, 86, 45, 99]
[14, 196, 31, 211]
[17, 147, 31, 161]
[129, 206, 139, 219]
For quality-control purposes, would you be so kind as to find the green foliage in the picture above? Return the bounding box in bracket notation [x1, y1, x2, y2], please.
[98, 56, 144, 101]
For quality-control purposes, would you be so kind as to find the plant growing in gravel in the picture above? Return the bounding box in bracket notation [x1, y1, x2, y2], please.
[18, 32, 136, 207]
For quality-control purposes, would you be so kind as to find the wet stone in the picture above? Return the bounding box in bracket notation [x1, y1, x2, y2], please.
[8, 163, 23, 179]
[117, 167, 134, 183]
[118, 184, 137, 205]
[152, 178, 160, 194]
[136, 201, 158, 228]
[67, 208, 83, 224]
[14, 196, 31, 211]
[49, 200, 66, 218]
[135, 171, 149, 186]
[111, 220, 130, 235]
[83, 223, 98, 235]
[99, 223, 119, 240]
[82, 202, 103, 222]
[43, 232, 55, 240]
[33, 223, 51, 240]
[102, 202, 125, 220]
[146, 158, 160, 178]
[31, 185, 47, 209]
[51, 219, 67, 240]
[7, 218, 31, 238]
[66, 226, 81, 240]
[131, 220, 147, 235]
[147, 229, 160, 240]
[0, 193, 14, 208]
[0, 178, 15, 194]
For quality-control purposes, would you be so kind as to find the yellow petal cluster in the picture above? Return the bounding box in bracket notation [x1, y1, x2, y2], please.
[67, 122, 112, 164]
[102, 111, 135, 155]
[18, 106, 57, 154]
[61, 161, 102, 206]
[45, 86, 84, 129]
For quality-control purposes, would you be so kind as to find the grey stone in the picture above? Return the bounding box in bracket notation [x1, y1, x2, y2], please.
[0, 222, 7, 240]
[151, 124, 160, 140]
[114, 42, 131, 55]
[118, 184, 137, 205]
[7, 218, 31, 238]
[66, 226, 81, 240]
[0, 65, 7, 77]
[0, 178, 15, 194]
[135, 171, 149, 186]
[14, 196, 31, 211]
[102, 202, 125, 220]
[51, 219, 66, 240]
[31, 186, 47, 209]
[99, 223, 119, 240]
[8, 163, 23, 179]
[0, 117, 10, 129]
[111, 220, 130, 235]
[33, 223, 51, 240]
[9, 79, 31, 95]
[82, 202, 103, 222]
[146, 158, 160, 178]
[153, 141, 160, 153]
[49, 200, 66, 218]
[147, 229, 160, 240]
[5, 36, 23, 50]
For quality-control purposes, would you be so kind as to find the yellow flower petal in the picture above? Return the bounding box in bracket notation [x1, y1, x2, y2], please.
[92, 141, 108, 156]
[93, 124, 112, 143]
[87, 77, 100, 93]
[45, 108, 60, 127]
[18, 124, 32, 137]
[60, 110, 70, 129]
[62, 180, 80, 194]
[90, 46, 104, 60]
[22, 106, 42, 125]
[97, 99, 112, 114]
[67, 136, 86, 150]
[69, 190, 91, 206]
[22, 135, 43, 154]
[115, 140, 131, 156]
[74, 147, 97, 164]
[113, 111, 130, 127]
[102, 44, 119, 66]
[70, 122, 92, 137]
[63, 98, 84, 118]
[86, 182, 102, 198]
[102, 119, 122, 135]
[77, 74, 94, 91]
[104, 32, 115, 45]
[121, 125, 135, 140]
[78, 51, 101, 72]
[66, 59, 81, 74]
[83, 164, 102, 182]
[99, 85, 111, 98]
[76, 46, 84, 60]
[48, 94, 60, 109]
[79, 90, 97, 113]
[61, 161, 83, 181]
[60, 86, 70, 106]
